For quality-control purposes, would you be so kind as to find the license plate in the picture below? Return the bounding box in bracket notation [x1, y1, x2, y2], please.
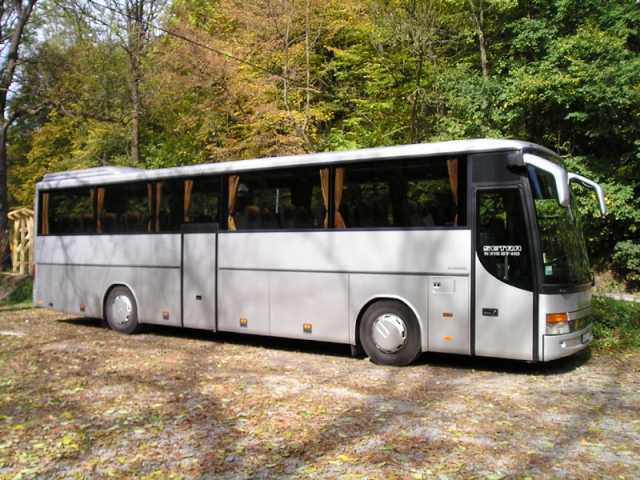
[582, 331, 593, 344]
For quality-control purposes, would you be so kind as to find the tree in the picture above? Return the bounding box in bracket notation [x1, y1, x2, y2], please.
[0, 0, 38, 260]
[121, 0, 165, 164]
[73, 0, 166, 164]
[6, 0, 640, 276]
[381, 0, 442, 143]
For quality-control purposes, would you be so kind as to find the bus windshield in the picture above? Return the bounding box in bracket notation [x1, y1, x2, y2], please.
[528, 165, 591, 286]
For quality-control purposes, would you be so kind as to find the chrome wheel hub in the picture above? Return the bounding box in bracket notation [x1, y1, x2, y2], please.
[112, 295, 133, 326]
[372, 313, 407, 353]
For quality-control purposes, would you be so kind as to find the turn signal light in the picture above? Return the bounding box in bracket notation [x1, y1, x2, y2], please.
[546, 312, 569, 335]
[546, 313, 568, 324]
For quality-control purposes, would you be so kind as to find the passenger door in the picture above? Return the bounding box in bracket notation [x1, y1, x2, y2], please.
[474, 188, 535, 360]
[182, 224, 217, 330]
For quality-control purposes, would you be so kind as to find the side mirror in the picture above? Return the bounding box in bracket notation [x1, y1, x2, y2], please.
[568, 173, 606, 216]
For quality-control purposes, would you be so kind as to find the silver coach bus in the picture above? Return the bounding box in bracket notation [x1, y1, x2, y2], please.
[33, 139, 605, 365]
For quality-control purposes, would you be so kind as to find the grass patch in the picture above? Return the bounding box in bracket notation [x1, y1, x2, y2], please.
[592, 295, 640, 351]
[0, 276, 33, 311]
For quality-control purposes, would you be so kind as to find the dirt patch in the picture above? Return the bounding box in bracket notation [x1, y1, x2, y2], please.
[1, 308, 639, 479]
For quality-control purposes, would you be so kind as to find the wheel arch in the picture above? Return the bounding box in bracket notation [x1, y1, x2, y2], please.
[353, 295, 424, 350]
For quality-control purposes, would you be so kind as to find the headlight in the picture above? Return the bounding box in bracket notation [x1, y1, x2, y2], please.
[546, 312, 570, 335]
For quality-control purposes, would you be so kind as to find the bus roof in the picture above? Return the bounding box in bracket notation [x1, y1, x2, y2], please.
[37, 138, 556, 190]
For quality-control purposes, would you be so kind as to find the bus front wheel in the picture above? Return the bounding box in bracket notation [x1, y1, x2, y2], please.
[359, 300, 421, 366]
[105, 286, 142, 334]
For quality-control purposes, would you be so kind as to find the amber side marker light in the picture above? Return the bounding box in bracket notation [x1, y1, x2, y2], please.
[546, 312, 569, 335]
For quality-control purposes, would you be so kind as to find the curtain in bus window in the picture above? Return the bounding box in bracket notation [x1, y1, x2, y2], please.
[334, 167, 346, 228]
[447, 159, 458, 225]
[89, 188, 95, 231]
[155, 183, 162, 232]
[320, 168, 330, 227]
[41, 192, 49, 235]
[228, 175, 239, 231]
[184, 180, 193, 222]
[96, 187, 105, 233]
[147, 183, 153, 232]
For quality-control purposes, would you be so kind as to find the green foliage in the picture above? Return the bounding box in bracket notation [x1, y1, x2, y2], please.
[0, 277, 33, 310]
[5, 0, 640, 271]
[592, 296, 640, 351]
[612, 240, 640, 286]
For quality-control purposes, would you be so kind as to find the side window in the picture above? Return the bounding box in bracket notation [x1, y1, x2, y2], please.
[337, 157, 464, 228]
[339, 165, 392, 228]
[155, 176, 221, 232]
[44, 188, 95, 235]
[186, 176, 220, 225]
[228, 168, 325, 230]
[156, 179, 184, 232]
[477, 189, 532, 290]
[99, 182, 151, 233]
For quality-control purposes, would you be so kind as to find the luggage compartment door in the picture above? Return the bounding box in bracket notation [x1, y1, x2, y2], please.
[182, 231, 216, 330]
[428, 276, 470, 354]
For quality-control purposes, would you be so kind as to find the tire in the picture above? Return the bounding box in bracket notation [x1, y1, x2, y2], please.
[105, 286, 142, 334]
[359, 300, 421, 366]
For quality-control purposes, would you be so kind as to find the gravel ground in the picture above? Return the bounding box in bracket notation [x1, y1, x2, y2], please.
[1, 308, 639, 479]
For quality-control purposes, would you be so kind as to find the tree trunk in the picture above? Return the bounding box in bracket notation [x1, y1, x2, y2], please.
[0, 0, 38, 262]
[0, 127, 8, 249]
[302, 0, 311, 146]
[129, 66, 141, 164]
[409, 52, 425, 144]
[126, 2, 144, 165]
[468, 0, 489, 79]
[477, 25, 489, 79]
[282, 0, 291, 113]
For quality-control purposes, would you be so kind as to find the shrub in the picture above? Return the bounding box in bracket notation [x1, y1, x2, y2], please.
[0, 277, 32, 308]
[612, 240, 640, 287]
[592, 296, 640, 351]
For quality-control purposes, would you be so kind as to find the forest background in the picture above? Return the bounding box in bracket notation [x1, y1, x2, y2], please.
[2, 0, 640, 285]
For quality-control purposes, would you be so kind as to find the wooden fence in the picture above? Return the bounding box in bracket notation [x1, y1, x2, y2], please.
[8, 208, 34, 275]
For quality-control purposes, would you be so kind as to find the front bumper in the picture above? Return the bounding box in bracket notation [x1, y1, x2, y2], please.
[543, 323, 592, 361]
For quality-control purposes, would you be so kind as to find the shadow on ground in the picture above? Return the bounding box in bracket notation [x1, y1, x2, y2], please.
[59, 316, 591, 375]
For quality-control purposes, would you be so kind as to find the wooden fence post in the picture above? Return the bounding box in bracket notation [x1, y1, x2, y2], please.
[8, 208, 34, 275]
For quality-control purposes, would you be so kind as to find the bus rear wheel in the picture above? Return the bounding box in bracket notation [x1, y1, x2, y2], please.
[105, 286, 142, 334]
[359, 300, 421, 366]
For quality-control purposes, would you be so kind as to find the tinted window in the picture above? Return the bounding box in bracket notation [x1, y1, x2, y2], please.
[156, 179, 184, 232]
[338, 157, 464, 228]
[477, 189, 532, 290]
[45, 188, 95, 235]
[186, 176, 220, 225]
[229, 168, 325, 230]
[99, 182, 151, 233]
